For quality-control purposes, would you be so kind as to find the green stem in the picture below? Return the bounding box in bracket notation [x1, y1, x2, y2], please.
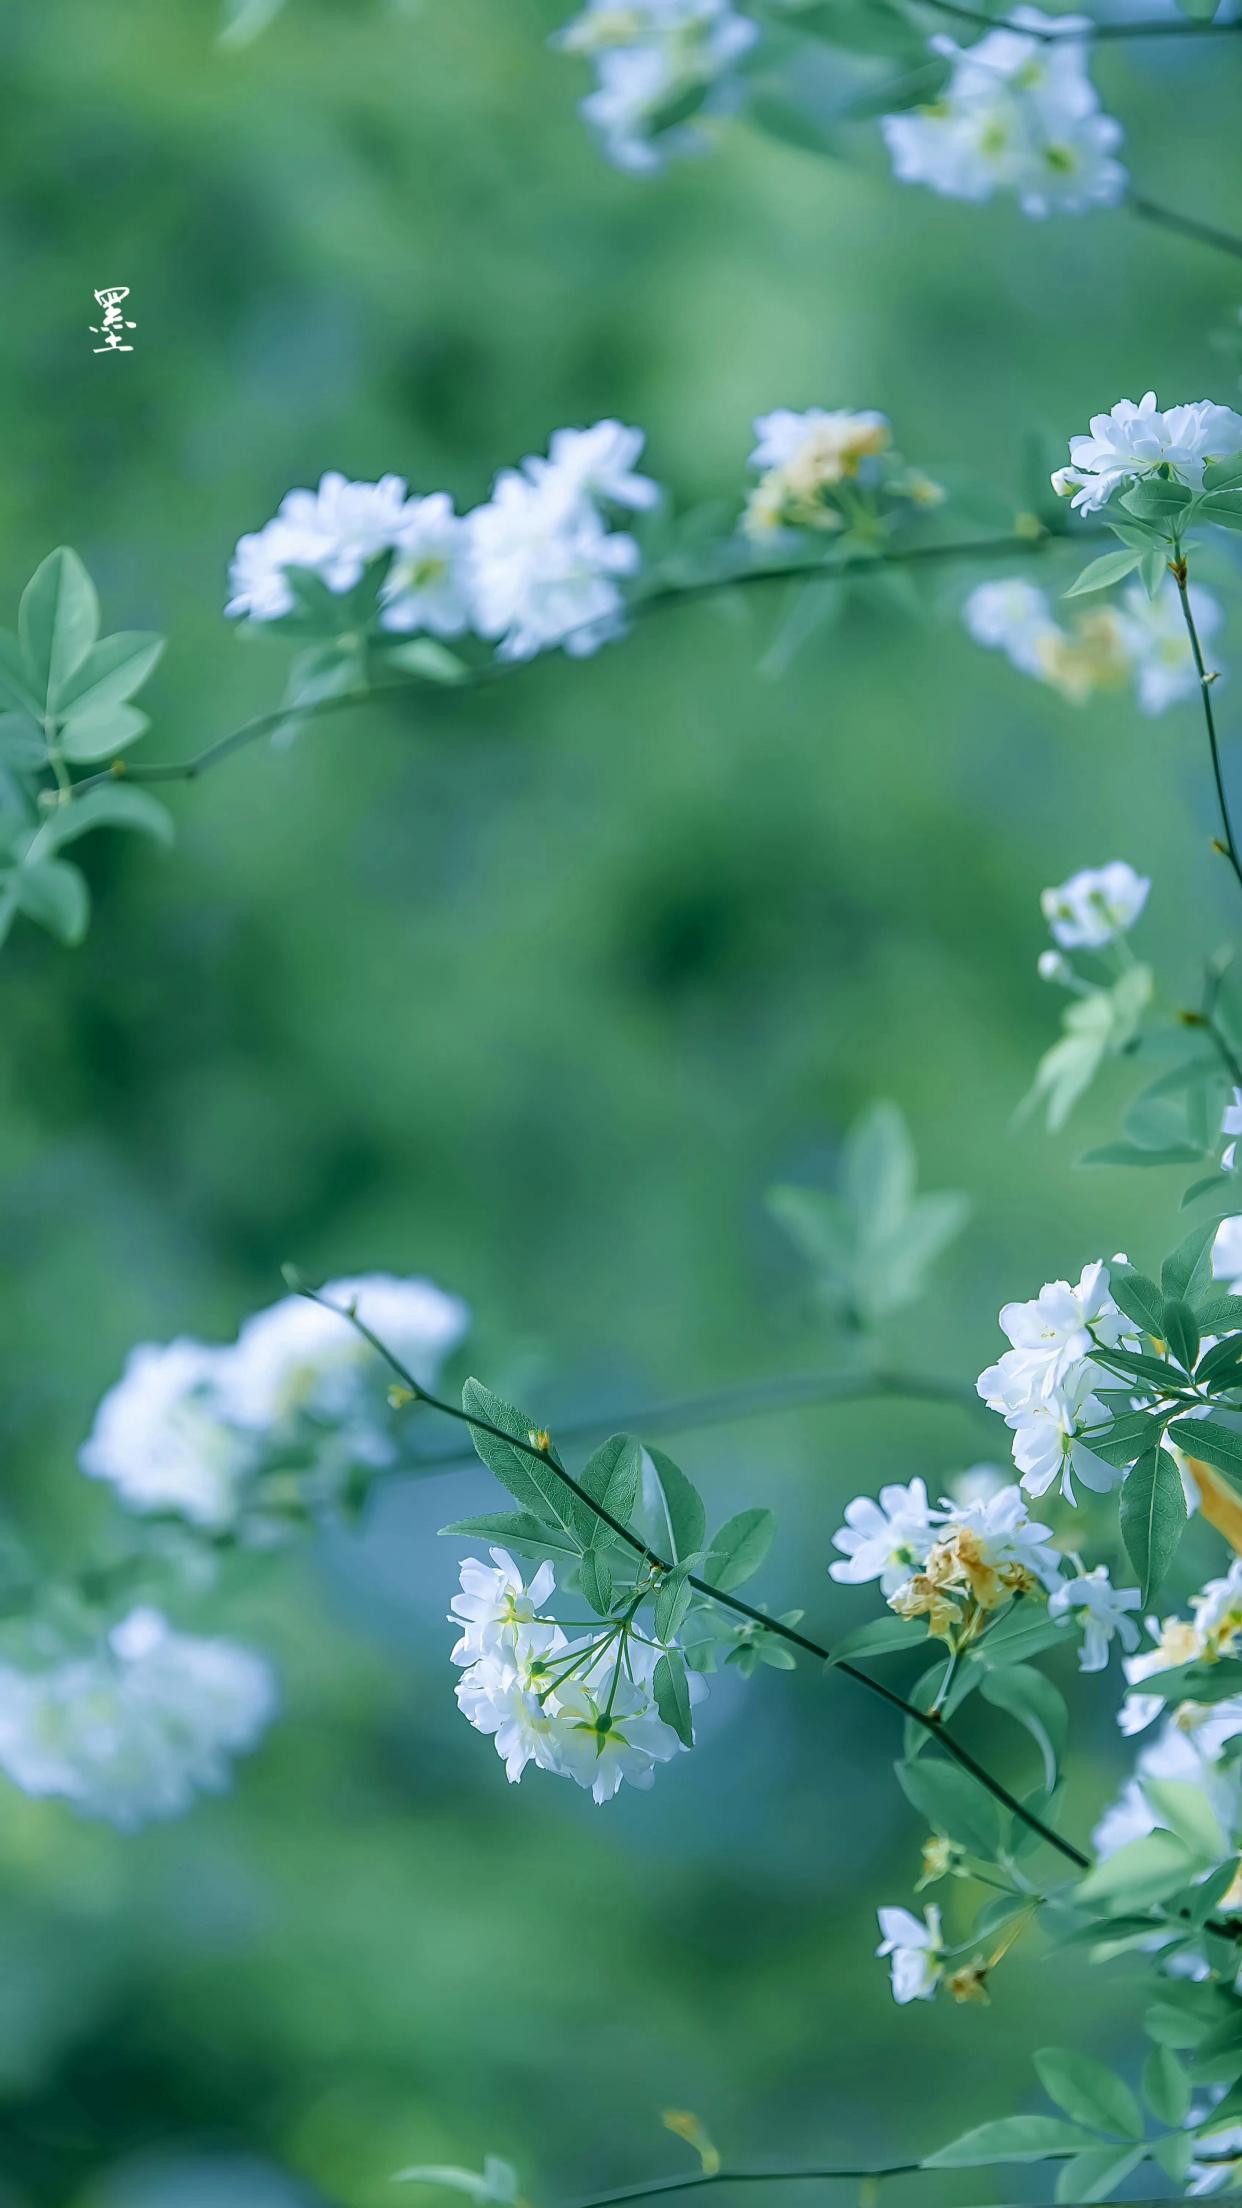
[64, 525, 1102, 803]
[1131, 193, 1242, 266]
[1173, 555, 1242, 898]
[297, 1283, 1092, 1872]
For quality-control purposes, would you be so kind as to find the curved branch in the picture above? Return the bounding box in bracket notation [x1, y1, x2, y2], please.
[64, 525, 1097, 805]
[298, 1283, 1091, 1872]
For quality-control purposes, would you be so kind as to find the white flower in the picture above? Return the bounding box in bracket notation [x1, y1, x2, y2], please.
[998, 1258, 1128, 1389]
[530, 421, 660, 512]
[226, 1274, 468, 1441]
[1041, 862, 1150, 949]
[749, 408, 891, 484]
[0, 1608, 276, 1829]
[935, 1482, 1064, 1593]
[467, 467, 640, 661]
[1115, 580, 1224, 716]
[555, 0, 758, 172]
[882, 11, 1126, 220]
[455, 1652, 573, 1785]
[828, 1478, 937, 1594]
[977, 1352, 1117, 1502]
[963, 579, 1061, 677]
[79, 1339, 256, 1530]
[1049, 1566, 1142, 1671]
[1193, 1558, 1242, 1654]
[1094, 1704, 1242, 1860]
[454, 1625, 697, 1802]
[449, 1550, 562, 1667]
[226, 473, 415, 620]
[1053, 392, 1242, 513]
[551, 1650, 686, 1803]
[876, 1904, 943, 2003]
[224, 519, 314, 622]
[378, 492, 472, 637]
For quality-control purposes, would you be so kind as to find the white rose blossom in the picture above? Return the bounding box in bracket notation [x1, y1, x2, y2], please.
[79, 1338, 258, 1530]
[553, 0, 759, 173]
[1052, 392, 1242, 513]
[1040, 862, 1150, 950]
[882, 10, 1126, 220]
[963, 577, 1223, 715]
[828, 1477, 938, 1594]
[1048, 1566, 1142, 1672]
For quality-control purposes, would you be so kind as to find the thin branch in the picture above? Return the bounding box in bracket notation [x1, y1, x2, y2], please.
[62, 526, 1097, 805]
[917, 0, 1242, 36]
[1173, 555, 1242, 897]
[1131, 193, 1242, 265]
[389, 1367, 982, 1482]
[296, 1282, 1091, 1872]
[556, 2151, 1192, 2208]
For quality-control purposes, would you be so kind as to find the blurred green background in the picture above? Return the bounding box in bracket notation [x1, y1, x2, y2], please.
[2, 0, 1242, 2199]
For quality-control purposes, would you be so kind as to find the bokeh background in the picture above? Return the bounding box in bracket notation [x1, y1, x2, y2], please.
[2, 0, 1242, 2199]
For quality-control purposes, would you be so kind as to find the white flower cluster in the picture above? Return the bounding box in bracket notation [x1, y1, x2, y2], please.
[81, 1274, 469, 1529]
[451, 1548, 701, 1802]
[829, 1472, 1139, 1670]
[0, 1608, 276, 1829]
[976, 1258, 1132, 1503]
[552, 0, 758, 173]
[881, 9, 1126, 219]
[226, 423, 659, 662]
[1094, 1560, 1242, 1863]
[1052, 393, 1242, 512]
[963, 576, 1225, 714]
[742, 407, 942, 540]
[1039, 860, 1150, 952]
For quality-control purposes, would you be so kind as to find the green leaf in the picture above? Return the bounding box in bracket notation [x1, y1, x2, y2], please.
[980, 1665, 1067, 1793]
[924, 2116, 1106, 2168]
[35, 783, 174, 852]
[57, 631, 164, 718]
[1143, 1776, 1228, 1861]
[1138, 1656, 1242, 1706]
[633, 1446, 705, 1565]
[1201, 491, 1242, 534]
[1109, 1264, 1168, 1338]
[1203, 460, 1242, 494]
[1086, 1409, 1173, 1470]
[1053, 2145, 1144, 2203]
[57, 702, 149, 764]
[1195, 1296, 1242, 1335]
[1119, 1445, 1186, 1605]
[13, 857, 89, 944]
[1034, 2048, 1143, 2140]
[384, 638, 469, 684]
[18, 548, 99, 706]
[1075, 1829, 1199, 1912]
[1169, 1415, 1242, 1490]
[702, 1507, 775, 1591]
[653, 1650, 694, 1746]
[460, 1378, 587, 1548]
[1162, 1219, 1218, 1306]
[1162, 1298, 1200, 1373]
[438, 1509, 582, 1561]
[0, 712, 48, 770]
[394, 2160, 519, 2207]
[579, 1434, 642, 1547]
[829, 1614, 922, 1663]
[1119, 476, 1194, 523]
[578, 1548, 613, 1616]
[1080, 1141, 1203, 1168]
[0, 631, 45, 719]
[654, 1567, 693, 1642]
[1196, 1334, 1242, 1390]
[895, 1756, 1002, 1860]
[1062, 548, 1143, 598]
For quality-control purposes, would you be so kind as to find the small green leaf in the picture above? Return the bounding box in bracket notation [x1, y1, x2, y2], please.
[896, 1756, 1002, 1859]
[578, 1548, 614, 1616]
[459, 1378, 587, 1547]
[1142, 1776, 1228, 1862]
[1144, 2045, 1191, 2127]
[1119, 476, 1194, 523]
[57, 702, 149, 764]
[14, 857, 89, 944]
[1062, 548, 1143, 598]
[633, 1446, 705, 1564]
[1053, 2144, 1144, 2203]
[0, 631, 45, 719]
[1161, 1298, 1200, 1373]
[702, 1507, 775, 1591]
[385, 638, 469, 684]
[1169, 1415, 1242, 1491]
[36, 783, 174, 852]
[1075, 1829, 1199, 1911]
[980, 1665, 1067, 1793]
[438, 1509, 581, 1561]
[1162, 1219, 1218, 1306]
[655, 1567, 693, 1642]
[19, 548, 99, 706]
[1108, 1264, 1167, 1339]
[1034, 2048, 1143, 2140]
[1119, 1445, 1186, 1606]
[653, 1650, 694, 1746]
[829, 1615, 922, 1663]
[580, 1434, 642, 1547]
[57, 631, 163, 718]
[924, 2117, 1106, 2168]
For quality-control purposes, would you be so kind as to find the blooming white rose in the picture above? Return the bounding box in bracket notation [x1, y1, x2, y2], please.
[1053, 392, 1242, 513]
[0, 1608, 276, 1829]
[977, 1350, 1116, 1503]
[449, 1550, 562, 1668]
[935, 1482, 1064, 1593]
[80, 1338, 256, 1529]
[467, 467, 640, 661]
[1040, 862, 1150, 949]
[1049, 1566, 1142, 1671]
[875, 1903, 943, 2003]
[963, 579, 1061, 678]
[1115, 580, 1223, 716]
[530, 421, 659, 512]
[554, 0, 758, 172]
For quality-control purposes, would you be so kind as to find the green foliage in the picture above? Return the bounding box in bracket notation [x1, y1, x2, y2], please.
[1119, 1445, 1186, 1605]
[1028, 964, 1153, 1132]
[768, 1100, 968, 1328]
